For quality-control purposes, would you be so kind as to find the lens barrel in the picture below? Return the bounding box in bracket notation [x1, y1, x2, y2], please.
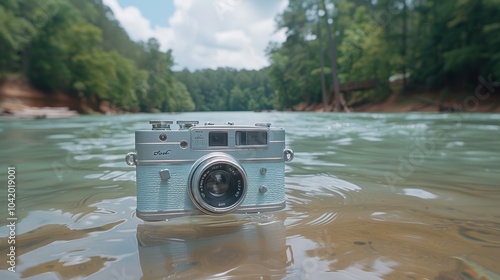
[188, 153, 247, 215]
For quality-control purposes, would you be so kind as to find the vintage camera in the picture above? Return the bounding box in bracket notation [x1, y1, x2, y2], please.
[125, 120, 294, 221]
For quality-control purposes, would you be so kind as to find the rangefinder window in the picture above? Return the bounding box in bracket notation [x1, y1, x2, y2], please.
[209, 131, 228, 146]
[236, 131, 267, 146]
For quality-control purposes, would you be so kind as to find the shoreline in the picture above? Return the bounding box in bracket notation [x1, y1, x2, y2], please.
[2, 78, 499, 117]
[290, 90, 500, 113]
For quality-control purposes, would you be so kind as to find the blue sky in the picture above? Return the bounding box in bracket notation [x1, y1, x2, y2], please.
[104, 0, 288, 70]
[116, 0, 175, 28]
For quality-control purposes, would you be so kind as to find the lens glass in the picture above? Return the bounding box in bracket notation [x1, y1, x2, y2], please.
[197, 162, 245, 209]
[205, 170, 230, 196]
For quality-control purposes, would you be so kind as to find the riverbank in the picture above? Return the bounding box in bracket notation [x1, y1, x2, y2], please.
[0, 77, 124, 118]
[2, 77, 499, 116]
[292, 90, 500, 113]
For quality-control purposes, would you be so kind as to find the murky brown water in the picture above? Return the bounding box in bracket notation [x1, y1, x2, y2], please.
[1, 112, 499, 279]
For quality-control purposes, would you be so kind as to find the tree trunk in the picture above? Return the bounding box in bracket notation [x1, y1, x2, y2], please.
[22, 47, 30, 78]
[402, 0, 407, 92]
[283, 83, 288, 111]
[322, 0, 341, 112]
[316, 14, 329, 112]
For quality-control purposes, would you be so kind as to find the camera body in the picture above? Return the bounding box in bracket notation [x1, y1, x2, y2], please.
[126, 120, 293, 221]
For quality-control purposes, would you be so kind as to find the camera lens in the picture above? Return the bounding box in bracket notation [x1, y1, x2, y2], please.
[188, 153, 247, 215]
[205, 170, 230, 196]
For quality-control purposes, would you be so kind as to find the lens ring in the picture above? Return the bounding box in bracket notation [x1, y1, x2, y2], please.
[188, 153, 247, 215]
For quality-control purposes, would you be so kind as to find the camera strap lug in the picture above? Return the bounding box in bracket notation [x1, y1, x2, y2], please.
[125, 152, 137, 166]
[283, 149, 294, 162]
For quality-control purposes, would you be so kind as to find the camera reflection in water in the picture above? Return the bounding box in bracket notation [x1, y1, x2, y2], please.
[136, 214, 293, 279]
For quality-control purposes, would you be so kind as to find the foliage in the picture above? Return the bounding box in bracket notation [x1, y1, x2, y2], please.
[268, 0, 500, 109]
[1, 0, 498, 112]
[0, 0, 193, 112]
[174, 67, 274, 111]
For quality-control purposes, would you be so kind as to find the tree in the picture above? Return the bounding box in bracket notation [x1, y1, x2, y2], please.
[0, 0, 194, 113]
[174, 67, 275, 111]
[0, 1, 21, 80]
[170, 80, 195, 112]
[321, 0, 341, 112]
[229, 86, 246, 111]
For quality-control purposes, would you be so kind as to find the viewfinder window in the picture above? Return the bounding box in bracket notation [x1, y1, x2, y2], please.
[236, 131, 267, 145]
[209, 132, 228, 146]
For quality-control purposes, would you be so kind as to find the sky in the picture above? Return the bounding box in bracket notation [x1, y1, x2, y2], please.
[103, 0, 289, 71]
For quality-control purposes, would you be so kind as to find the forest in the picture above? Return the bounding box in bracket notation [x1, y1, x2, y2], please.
[0, 0, 499, 112]
[268, 0, 500, 111]
[175, 68, 274, 111]
[0, 0, 195, 112]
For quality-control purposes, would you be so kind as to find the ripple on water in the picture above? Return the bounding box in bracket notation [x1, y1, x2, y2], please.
[287, 175, 362, 205]
[285, 174, 365, 231]
[401, 188, 438, 199]
[74, 154, 124, 161]
[46, 134, 76, 140]
[454, 219, 500, 246]
[305, 212, 338, 227]
[84, 170, 136, 181]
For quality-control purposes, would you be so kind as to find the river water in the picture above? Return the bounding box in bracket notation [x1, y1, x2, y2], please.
[0, 112, 499, 279]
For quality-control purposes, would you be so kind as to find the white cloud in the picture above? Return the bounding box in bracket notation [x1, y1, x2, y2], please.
[103, 0, 160, 42]
[103, 0, 288, 70]
[215, 30, 251, 49]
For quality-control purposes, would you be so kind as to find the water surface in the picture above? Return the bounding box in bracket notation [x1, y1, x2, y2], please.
[1, 112, 499, 279]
